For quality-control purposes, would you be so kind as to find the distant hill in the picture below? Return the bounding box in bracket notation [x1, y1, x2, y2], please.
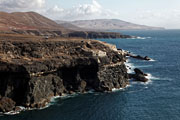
[0, 11, 67, 31]
[56, 19, 165, 31]
[0, 12, 131, 39]
[56, 20, 83, 31]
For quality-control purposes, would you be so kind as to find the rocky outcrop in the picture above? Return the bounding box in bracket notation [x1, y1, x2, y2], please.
[65, 31, 132, 39]
[129, 68, 148, 82]
[0, 36, 129, 113]
[0, 97, 16, 113]
[126, 53, 151, 61]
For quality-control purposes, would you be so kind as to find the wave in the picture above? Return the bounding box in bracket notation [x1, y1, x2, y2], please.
[138, 73, 160, 85]
[137, 36, 152, 39]
[149, 59, 156, 62]
[135, 65, 153, 68]
[4, 111, 20, 115]
[112, 85, 131, 92]
[137, 37, 146, 39]
[112, 88, 124, 92]
[146, 73, 160, 80]
[146, 73, 172, 81]
[0, 106, 26, 116]
[128, 36, 152, 40]
[125, 60, 135, 73]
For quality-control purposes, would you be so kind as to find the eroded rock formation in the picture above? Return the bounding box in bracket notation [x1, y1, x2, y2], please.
[129, 68, 148, 82]
[0, 36, 129, 113]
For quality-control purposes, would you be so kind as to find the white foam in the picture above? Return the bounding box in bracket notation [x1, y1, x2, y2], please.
[146, 73, 160, 80]
[128, 36, 152, 40]
[125, 59, 136, 73]
[50, 95, 61, 103]
[4, 111, 20, 115]
[149, 59, 156, 62]
[1, 106, 27, 115]
[137, 36, 152, 39]
[138, 73, 159, 85]
[137, 36, 146, 39]
[112, 85, 131, 92]
[112, 88, 124, 92]
[127, 37, 136, 39]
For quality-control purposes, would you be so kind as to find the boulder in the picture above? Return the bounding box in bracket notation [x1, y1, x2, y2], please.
[144, 56, 151, 60]
[78, 80, 87, 93]
[0, 97, 16, 113]
[129, 68, 148, 82]
[127, 54, 151, 61]
[133, 74, 148, 82]
[134, 68, 148, 76]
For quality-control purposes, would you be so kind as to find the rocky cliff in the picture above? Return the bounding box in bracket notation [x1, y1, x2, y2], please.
[0, 34, 129, 113]
[11, 30, 132, 39]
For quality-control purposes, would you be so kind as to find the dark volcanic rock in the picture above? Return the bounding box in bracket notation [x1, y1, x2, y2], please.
[66, 31, 131, 39]
[0, 97, 16, 113]
[11, 30, 132, 39]
[134, 68, 148, 76]
[0, 37, 129, 113]
[129, 68, 148, 82]
[126, 53, 151, 61]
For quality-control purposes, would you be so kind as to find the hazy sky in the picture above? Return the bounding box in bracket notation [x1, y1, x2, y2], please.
[0, 0, 180, 29]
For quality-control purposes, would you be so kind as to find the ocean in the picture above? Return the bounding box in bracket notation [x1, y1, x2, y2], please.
[1, 30, 180, 120]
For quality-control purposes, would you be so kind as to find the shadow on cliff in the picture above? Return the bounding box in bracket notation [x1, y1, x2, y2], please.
[0, 62, 30, 105]
[58, 58, 99, 93]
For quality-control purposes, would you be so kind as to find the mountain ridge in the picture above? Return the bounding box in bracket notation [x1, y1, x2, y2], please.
[56, 19, 165, 31]
[0, 11, 67, 31]
[0, 11, 132, 39]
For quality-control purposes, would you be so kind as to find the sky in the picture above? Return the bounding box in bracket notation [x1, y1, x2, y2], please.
[0, 0, 180, 29]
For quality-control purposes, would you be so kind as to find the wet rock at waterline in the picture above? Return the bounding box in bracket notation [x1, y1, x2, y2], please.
[129, 68, 148, 82]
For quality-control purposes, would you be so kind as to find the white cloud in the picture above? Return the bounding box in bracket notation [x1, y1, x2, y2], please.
[133, 9, 180, 28]
[0, 0, 118, 20]
[1, 0, 179, 28]
[46, 5, 64, 15]
[0, 0, 45, 12]
[45, 0, 120, 20]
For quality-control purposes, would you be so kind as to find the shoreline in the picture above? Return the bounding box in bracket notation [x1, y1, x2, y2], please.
[1, 54, 154, 116]
[1, 86, 131, 116]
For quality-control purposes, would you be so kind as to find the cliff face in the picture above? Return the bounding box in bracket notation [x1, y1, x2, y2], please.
[0, 36, 129, 112]
[11, 30, 132, 39]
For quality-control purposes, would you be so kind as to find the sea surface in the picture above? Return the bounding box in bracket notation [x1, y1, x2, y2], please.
[1, 30, 180, 120]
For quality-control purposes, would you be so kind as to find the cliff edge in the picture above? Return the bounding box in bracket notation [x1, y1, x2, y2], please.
[0, 34, 129, 113]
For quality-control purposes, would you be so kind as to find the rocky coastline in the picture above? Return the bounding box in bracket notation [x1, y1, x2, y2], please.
[10, 30, 132, 39]
[0, 35, 130, 113]
[0, 32, 151, 114]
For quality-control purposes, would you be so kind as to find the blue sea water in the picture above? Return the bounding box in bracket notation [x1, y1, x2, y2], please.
[1, 30, 180, 120]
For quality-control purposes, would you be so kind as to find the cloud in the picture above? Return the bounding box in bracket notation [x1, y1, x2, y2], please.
[0, 0, 118, 20]
[45, 0, 120, 20]
[0, 0, 180, 28]
[0, 0, 45, 12]
[134, 9, 180, 28]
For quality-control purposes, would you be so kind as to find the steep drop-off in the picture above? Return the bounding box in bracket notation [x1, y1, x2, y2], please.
[0, 35, 129, 113]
